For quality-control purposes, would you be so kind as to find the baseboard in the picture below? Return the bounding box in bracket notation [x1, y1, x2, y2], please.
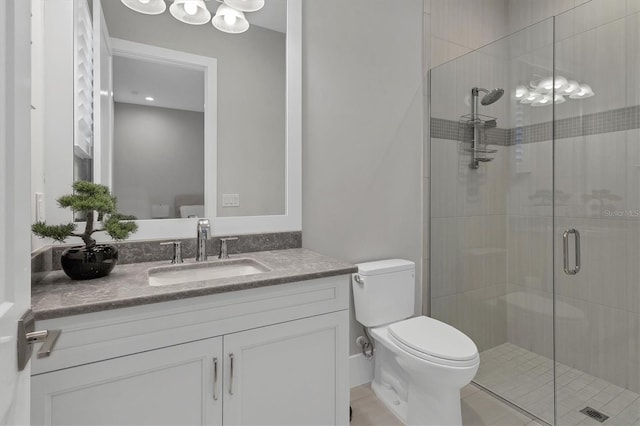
[349, 353, 374, 388]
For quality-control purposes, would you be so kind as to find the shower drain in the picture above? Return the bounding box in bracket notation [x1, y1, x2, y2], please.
[579, 407, 609, 423]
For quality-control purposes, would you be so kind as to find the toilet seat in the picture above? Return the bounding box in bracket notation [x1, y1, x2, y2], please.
[388, 316, 479, 367]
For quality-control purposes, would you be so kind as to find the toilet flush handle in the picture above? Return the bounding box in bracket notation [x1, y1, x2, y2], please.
[353, 274, 364, 285]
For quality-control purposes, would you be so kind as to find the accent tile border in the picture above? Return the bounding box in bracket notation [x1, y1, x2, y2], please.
[431, 105, 640, 145]
[32, 231, 302, 274]
[431, 117, 511, 146]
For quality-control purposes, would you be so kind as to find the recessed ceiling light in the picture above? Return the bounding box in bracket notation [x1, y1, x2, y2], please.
[145, 96, 155, 101]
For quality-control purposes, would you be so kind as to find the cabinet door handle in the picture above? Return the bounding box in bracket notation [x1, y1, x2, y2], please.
[229, 353, 235, 395]
[213, 357, 219, 401]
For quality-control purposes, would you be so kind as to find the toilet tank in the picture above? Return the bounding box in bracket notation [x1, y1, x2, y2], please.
[352, 259, 415, 327]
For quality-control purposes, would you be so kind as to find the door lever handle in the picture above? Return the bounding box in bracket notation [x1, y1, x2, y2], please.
[17, 309, 62, 371]
[27, 329, 61, 357]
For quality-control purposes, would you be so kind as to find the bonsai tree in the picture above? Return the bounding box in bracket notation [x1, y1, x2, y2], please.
[32, 181, 138, 249]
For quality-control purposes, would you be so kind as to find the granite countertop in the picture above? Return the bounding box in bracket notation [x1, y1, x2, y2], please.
[32, 248, 357, 321]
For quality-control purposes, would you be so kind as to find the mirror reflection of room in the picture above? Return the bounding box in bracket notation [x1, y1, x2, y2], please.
[103, 0, 287, 219]
[112, 56, 205, 220]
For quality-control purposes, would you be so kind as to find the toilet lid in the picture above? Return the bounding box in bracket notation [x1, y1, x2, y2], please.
[388, 316, 478, 363]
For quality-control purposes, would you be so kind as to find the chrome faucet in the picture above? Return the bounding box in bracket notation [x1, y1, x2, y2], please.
[196, 219, 211, 261]
[218, 237, 238, 260]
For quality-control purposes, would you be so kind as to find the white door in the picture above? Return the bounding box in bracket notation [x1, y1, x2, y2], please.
[223, 312, 350, 426]
[0, 0, 32, 425]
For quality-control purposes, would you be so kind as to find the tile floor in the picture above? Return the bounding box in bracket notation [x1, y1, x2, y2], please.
[476, 343, 640, 426]
[350, 382, 541, 426]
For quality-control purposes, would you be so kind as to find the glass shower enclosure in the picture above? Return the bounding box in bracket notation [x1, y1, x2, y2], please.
[428, 3, 639, 425]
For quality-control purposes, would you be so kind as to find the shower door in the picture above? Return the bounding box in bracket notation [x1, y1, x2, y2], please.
[553, 4, 640, 426]
[428, 2, 640, 424]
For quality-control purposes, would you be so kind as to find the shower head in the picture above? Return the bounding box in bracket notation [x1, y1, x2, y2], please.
[480, 88, 504, 105]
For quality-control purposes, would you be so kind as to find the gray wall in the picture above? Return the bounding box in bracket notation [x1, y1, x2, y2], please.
[302, 0, 424, 355]
[102, 1, 285, 217]
[113, 102, 204, 219]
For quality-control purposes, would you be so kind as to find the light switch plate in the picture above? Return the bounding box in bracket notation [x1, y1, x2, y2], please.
[222, 194, 240, 207]
[35, 192, 45, 222]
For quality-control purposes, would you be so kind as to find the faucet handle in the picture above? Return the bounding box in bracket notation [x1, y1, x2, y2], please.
[160, 241, 183, 264]
[218, 237, 238, 260]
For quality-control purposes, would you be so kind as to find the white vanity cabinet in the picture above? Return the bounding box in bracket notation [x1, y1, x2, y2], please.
[32, 337, 224, 426]
[31, 275, 350, 426]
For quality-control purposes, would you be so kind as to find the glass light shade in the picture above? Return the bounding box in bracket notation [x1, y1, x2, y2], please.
[224, 0, 264, 13]
[554, 94, 566, 104]
[170, 0, 211, 25]
[212, 4, 249, 33]
[559, 80, 580, 96]
[515, 85, 529, 100]
[569, 84, 595, 99]
[121, 0, 166, 15]
[535, 76, 569, 94]
[521, 92, 542, 104]
[532, 95, 553, 107]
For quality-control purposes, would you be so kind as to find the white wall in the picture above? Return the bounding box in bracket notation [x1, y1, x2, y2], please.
[112, 102, 204, 220]
[302, 0, 424, 355]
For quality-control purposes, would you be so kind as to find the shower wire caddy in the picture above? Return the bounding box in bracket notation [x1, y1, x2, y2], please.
[458, 113, 498, 169]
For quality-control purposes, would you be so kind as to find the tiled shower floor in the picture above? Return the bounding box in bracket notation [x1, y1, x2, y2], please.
[476, 343, 640, 425]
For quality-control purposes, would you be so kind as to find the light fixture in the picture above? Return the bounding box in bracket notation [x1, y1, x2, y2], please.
[212, 3, 249, 33]
[121, 0, 259, 34]
[554, 94, 566, 104]
[534, 76, 569, 94]
[223, 0, 264, 13]
[531, 95, 553, 107]
[518, 76, 594, 107]
[559, 80, 580, 96]
[170, 0, 211, 25]
[569, 84, 594, 99]
[145, 96, 155, 101]
[521, 92, 542, 104]
[514, 85, 529, 100]
[121, 0, 166, 15]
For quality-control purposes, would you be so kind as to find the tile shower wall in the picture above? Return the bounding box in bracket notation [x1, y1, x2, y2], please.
[429, 33, 514, 351]
[424, 0, 511, 317]
[505, 1, 640, 393]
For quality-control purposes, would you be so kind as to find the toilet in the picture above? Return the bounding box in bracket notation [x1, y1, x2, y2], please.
[353, 259, 479, 426]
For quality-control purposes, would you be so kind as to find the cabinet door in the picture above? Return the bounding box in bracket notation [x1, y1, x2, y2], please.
[223, 311, 349, 426]
[32, 337, 223, 426]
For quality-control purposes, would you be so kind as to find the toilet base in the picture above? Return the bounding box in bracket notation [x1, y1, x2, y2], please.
[370, 380, 407, 423]
[406, 384, 462, 426]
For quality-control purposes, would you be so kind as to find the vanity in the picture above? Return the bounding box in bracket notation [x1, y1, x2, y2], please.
[28, 0, 328, 423]
[30, 248, 355, 425]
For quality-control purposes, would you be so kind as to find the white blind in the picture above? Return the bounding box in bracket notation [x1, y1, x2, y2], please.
[74, 0, 93, 159]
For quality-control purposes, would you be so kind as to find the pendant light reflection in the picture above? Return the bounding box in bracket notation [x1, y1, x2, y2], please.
[224, 0, 265, 13]
[212, 3, 249, 33]
[121, 0, 166, 15]
[170, 0, 211, 25]
[515, 76, 594, 107]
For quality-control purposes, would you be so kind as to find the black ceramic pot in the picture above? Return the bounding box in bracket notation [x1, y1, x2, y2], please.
[60, 244, 119, 280]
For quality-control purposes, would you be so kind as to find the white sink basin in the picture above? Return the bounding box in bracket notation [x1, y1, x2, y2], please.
[148, 259, 270, 287]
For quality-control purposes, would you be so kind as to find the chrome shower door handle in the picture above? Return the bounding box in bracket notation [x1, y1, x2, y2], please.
[563, 228, 581, 275]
